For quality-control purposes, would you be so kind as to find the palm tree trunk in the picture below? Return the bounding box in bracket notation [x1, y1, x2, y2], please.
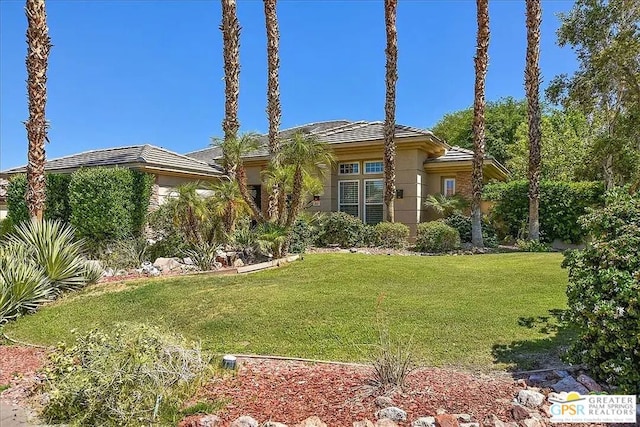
[471, 0, 490, 248]
[285, 166, 303, 228]
[383, 0, 398, 223]
[236, 166, 264, 221]
[25, 0, 51, 221]
[526, 0, 542, 241]
[220, 0, 241, 143]
[277, 184, 286, 226]
[264, 0, 282, 221]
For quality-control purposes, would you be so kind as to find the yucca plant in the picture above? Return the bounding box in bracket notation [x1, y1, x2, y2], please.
[183, 241, 222, 271]
[0, 244, 52, 324]
[8, 219, 89, 293]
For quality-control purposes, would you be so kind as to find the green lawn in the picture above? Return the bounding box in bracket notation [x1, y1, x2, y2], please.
[2, 253, 571, 370]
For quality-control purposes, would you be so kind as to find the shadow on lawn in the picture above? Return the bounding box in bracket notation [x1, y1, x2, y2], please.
[492, 309, 576, 372]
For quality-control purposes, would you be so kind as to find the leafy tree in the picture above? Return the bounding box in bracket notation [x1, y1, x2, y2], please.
[432, 97, 528, 166]
[546, 0, 640, 189]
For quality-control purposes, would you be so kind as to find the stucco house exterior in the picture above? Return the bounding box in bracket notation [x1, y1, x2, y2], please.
[186, 120, 508, 237]
[0, 120, 508, 237]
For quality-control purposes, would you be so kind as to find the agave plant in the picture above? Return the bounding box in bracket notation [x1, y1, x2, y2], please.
[7, 219, 89, 293]
[183, 241, 222, 271]
[0, 244, 52, 324]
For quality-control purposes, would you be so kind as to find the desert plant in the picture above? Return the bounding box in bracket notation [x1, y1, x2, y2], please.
[515, 238, 552, 252]
[0, 217, 15, 240]
[424, 193, 469, 217]
[40, 324, 211, 426]
[415, 221, 461, 253]
[374, 222, 409, 249]
[183, 241, 222, 271]
[563, 190, 640, 393]
[257, 222, 288, 258]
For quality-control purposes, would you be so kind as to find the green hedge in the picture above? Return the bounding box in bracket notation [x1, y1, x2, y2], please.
[7, 174, 72, 223]
[484, 180, 604, 243]
[416, 221, 461, 253]
[68, 167, 153, 242]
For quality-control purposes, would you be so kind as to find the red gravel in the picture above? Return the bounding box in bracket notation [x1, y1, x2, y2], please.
[192, 358, 521, 427]
[0, 345, 46, 386]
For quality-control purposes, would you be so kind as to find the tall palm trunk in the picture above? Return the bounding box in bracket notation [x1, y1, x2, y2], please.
[285, 166, 303, 228]
[25, 0, 51, 221]
[471, 0, 490, 248]
[220, 0, 240, 145]
[526, 0, 542, 241]
[264, 0, 281, 221]
[236, 166, 263, 221]
[383, 0, 398, 223]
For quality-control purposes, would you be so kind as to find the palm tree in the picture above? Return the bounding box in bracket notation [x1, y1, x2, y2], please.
[264, 0, 281, 221]
[220, 0, 241, 144]
[275, 131, 334, 228]
[526, 0, 542, 241]
[261, 163, 292, 225]
[424, 194, 469, 217]
[25, 0, 52, 221]
[471, 0, 490, 248]
[207, 180, 250, 236]
[168, 183, 208, 246]
[215, 133, 265, 222]
[383, 0, 398, 223]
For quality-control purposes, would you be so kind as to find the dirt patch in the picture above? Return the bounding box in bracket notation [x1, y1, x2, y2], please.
[193, 358, 522, 426]
[0, 346, 46, 387]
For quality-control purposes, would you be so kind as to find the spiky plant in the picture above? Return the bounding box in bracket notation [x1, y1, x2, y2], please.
[423, 194, 469, 217]
[8, 219, 89, 293]
[25, 0, 52, 220]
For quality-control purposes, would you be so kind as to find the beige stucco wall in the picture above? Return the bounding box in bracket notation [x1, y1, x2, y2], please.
[0, 204, 7, 221]
[155, 174, 216, 204]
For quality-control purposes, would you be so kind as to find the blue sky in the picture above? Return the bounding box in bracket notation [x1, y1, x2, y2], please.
[0, 0, 577, 170]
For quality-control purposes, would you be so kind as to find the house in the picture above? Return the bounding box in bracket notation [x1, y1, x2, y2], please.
[0, 120, 508, 237]
[0, 145, 226, 216]
[186, 120, 508, 237]
[0, 178, 8, 220]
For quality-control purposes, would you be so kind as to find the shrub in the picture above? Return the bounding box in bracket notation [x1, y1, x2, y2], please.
[362, 224, 380, 247]
[289, 217, 315, 254]
[93, 238, 151, 270]
[374, 222, 409, 249]
[0, 217, 15, 239]
[146, 203, 190, 260]
[484, 180, 604, 243]
[68, 167, 153, 243]
[183, 241, 222, 271]
[562, 191, 640, 393]
[415, 221, 460, 253]
[40, 324, 211, 426]
[442, 213, 499, 248]
[6, 173, 72, 224]
[257, 222, 288, 258]
[316, 212, 366, 247]
[515, 239, 552, 252]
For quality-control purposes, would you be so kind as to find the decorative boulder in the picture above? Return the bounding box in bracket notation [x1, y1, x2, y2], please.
[153, 257, 183, 272]
[375, 396, 394, 409]
[517, 390, 545, 408]
[295, 416, 327, 427]
[230, 416, 259, 427]
[376, 407, 407, 422]
[412, 417, 436, 427]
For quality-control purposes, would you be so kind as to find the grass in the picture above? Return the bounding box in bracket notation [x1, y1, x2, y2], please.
[2, 253, 571, 370]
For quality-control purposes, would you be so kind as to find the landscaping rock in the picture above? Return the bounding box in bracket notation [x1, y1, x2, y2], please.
[296, 416, 327, 427]
[511, 405, 531, 421]
[183, 257, 194, 265]
[460, 423, 479, 427]
[234, 258, 245, 268]
[517, 390, 545, 408]
[483, 415, 518, 427]
[375, 420, 398, 427]
[455, 414, 471, 422]
[231, 416, 259, 427]
[263, 422, 288, 427]
[436, 408, 447, 415]
[576, 374, 602, 392]
[551, 376, 589, 395]
[376, 407, 407, 422]
[527, 373, 548, 385]
[435, 414, 459, 427]
[552, 370, 570, 379]
[198, 415, 221, 427]
[103, 268, 115, 277]
[353, 420, 375, 427]
[412, 417, 436, 427]
[153, 257, 183, 271]
[375, 396, 395, 408]
[520, 418, 544, 427]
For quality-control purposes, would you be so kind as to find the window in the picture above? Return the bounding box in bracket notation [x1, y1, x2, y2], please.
[364, 179, 384, 225]
[364, 161, 383, 174]
[249, 185, 262, 209]
[338, 180, 359, 217]
[339, 162, 359, 175]
[443, 178, 456, 197]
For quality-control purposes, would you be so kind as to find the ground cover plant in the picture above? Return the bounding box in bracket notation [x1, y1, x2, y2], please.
[4, 253, 568, 369]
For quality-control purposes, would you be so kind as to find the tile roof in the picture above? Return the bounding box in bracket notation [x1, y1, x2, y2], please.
[185, 120, 442, 162]
[0, 145, 224, 177]
[424, 146, 509, 175]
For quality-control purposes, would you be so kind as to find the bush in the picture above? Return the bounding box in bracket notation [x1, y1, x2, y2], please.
[0, 219, 99, 323]
[289, 217, 315, 254]
[374, 222, 409, 249]
[68, 167, 153, 243]
[484, 180, 604, 243]
[40, 324, 211, 426]
[442, 213, 499, 248]
[146, 203, 190, 260]
[7, 173, 72, 224]
[515, 239, 552, 252]
[316, 212, 366, 247]
[562, 191, 640, 393]
[415, 221, 461, 253]
[0, 217, 15, 239]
